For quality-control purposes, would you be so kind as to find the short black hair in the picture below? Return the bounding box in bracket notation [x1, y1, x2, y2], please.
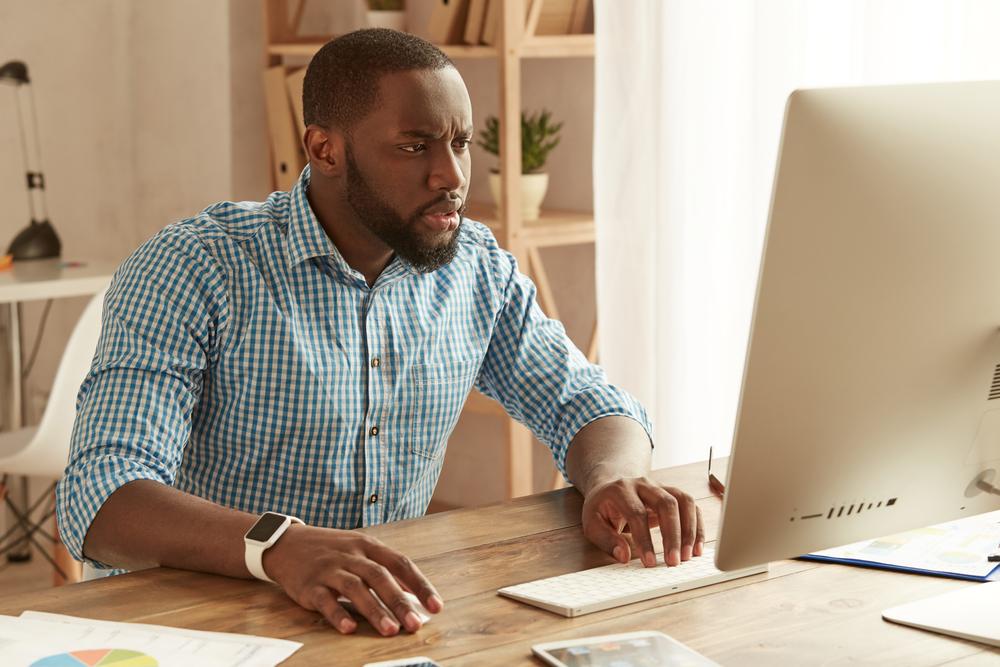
[302, 28, 455, 131]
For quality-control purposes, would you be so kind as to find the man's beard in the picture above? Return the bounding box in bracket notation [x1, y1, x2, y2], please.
[344, 145, 464, 273]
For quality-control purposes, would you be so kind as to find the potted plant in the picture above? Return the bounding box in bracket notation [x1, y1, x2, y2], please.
[366, 0, 406, 31]
[478, 109, 563, 221]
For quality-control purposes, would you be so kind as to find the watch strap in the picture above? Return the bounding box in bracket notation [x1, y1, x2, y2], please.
[244, 514, 304, 583]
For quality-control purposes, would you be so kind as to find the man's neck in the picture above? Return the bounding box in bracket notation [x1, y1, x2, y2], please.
[306, 186, 393, 287]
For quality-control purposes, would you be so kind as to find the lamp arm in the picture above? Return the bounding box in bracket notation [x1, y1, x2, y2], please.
[15, 83, 49, 224]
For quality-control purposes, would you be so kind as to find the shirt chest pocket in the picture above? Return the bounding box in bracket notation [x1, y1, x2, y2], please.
[408, 359, 480, 460]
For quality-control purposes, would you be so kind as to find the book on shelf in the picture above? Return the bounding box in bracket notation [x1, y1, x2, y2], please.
[463, 0, 489, 44]
[426, 0, 472, 45]
[482, 0, 533, 45]
[534, 0, 574, 35]
[481, 0, 500, 45]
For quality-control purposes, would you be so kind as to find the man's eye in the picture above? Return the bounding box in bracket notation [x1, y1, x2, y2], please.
[401, 144, 427, 153]
[453, 139, 471, 151]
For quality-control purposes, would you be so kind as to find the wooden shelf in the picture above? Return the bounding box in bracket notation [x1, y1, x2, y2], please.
[464, 389, 506, 416]
[267, 33, 593, 61]
[465, 202, 595, 248]
[520, 34, 594, 58]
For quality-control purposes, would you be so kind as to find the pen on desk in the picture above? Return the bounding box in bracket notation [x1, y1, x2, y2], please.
[708, 446, 726, 498]
[988, 552, 1000, 563]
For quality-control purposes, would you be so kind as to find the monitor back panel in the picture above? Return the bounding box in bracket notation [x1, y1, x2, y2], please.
[717, 81, 1000, 570]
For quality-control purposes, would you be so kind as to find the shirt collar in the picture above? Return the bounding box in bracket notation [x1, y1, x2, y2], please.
[285, 164, 341, 269]
[285, 165, 417, 285]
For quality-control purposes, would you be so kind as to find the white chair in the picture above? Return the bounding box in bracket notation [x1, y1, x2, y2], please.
[0, 287, 107, 583]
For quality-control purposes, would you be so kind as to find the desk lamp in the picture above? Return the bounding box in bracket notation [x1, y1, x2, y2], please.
[1, 60, 61, 261]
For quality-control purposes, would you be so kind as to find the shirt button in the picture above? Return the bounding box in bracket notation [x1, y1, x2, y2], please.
[371, 357, 381, 368]
[370, 426, 379, 436]
[369, 494, 378, 504]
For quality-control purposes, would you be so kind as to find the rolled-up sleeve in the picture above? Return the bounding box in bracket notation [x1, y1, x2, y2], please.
[474, 251, 652, 478]
[55, 223, 229, 567]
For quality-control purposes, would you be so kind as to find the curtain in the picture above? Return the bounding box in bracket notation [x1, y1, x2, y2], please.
[594, 0, 1000, 468]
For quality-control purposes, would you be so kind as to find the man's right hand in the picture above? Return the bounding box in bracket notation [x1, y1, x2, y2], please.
[263, 525, 443, 636]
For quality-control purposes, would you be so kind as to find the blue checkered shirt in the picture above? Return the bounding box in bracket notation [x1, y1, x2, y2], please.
[56, 166, 651, 568]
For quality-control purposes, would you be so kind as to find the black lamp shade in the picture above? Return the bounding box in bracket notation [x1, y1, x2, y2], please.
[8, 220, 61, 260]
[0, 61, 29, 85]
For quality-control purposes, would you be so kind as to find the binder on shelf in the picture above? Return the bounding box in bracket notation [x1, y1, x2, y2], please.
[425, 0, 472, 45]
[285, 67, 306, 137]
[534, 0, 575, 35]
[263, 66, 305, 192]
[464, 0, 489, 44]
[481, 0, 500, 45]
[482, 0, 533, 45]
[569, 0, 590, 34]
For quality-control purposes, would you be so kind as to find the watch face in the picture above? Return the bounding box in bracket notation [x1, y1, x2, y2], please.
[246, 512, 287, 542]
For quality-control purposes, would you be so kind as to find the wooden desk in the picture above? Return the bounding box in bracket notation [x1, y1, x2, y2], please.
[0, 460, 997, 665]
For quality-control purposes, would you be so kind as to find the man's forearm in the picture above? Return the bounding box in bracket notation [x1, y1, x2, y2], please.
[81, 479, 265, 578]
[565, 416, 653, 497]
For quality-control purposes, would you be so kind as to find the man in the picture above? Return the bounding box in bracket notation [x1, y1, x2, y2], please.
[56, 29, 704, 638]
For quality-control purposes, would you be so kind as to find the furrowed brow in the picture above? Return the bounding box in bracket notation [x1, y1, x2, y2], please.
[398, 129, 440, 140]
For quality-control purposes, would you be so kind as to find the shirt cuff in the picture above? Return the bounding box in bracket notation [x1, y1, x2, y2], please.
[551, 386, 654, 478]
[56, 457, 170, 569]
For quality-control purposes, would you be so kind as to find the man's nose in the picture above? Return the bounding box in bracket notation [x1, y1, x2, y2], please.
[428, 147, 466, 193]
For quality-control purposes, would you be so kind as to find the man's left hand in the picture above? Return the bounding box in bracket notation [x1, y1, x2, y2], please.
[581, 477, 705, 567]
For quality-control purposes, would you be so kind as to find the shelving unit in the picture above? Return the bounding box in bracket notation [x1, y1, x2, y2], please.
[261, 0, 597, 498]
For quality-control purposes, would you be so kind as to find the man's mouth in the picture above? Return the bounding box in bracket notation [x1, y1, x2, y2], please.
[420, 199, 464, 232]
[421, 210, 461, 232]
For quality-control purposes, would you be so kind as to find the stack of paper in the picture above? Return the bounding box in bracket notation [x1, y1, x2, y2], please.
[804, 509, 1000, 581]
[0, 611, 301, 666]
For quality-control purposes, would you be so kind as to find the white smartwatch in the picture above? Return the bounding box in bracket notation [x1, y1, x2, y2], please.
[244, 512, 304, 583]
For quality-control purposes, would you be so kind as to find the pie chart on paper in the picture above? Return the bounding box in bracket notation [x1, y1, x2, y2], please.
[30, 649, 158, 667]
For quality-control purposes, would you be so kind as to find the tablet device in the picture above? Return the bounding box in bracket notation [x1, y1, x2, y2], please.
[532, 630, 719, 667]
[362, 658, 441, 667]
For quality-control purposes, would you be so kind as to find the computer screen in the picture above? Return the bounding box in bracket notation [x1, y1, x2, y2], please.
[716, 81, 1000, 570]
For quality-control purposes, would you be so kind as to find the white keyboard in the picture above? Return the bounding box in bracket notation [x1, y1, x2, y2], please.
[498, 546, 767, 617]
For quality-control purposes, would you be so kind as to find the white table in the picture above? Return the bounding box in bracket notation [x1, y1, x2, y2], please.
[1, 258, 115, 431]
[0, 258, 114, 570]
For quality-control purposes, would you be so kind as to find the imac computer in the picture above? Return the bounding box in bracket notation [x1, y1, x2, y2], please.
[715, 81, 1000, 571]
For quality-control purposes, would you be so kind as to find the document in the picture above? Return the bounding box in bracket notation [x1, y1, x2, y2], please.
[803, 509, 1000, 581]
[0, 611, 301, 666]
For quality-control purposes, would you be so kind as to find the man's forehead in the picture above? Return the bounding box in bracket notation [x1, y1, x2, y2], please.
[369, 68, 472, 128]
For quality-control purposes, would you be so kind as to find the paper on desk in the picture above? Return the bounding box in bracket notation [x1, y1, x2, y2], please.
[0, 611, 301, 666]
[805, 509, 1000, 580]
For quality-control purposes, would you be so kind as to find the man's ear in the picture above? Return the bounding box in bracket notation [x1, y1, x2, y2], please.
[303, 124, 346, 177]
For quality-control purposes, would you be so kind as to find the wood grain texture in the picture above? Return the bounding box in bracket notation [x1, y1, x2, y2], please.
[1, 460, 995, 665]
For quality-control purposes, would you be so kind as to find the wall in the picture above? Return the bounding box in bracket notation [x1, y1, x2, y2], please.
[0, 0, 268, 535]
[0, 0, 597, 532]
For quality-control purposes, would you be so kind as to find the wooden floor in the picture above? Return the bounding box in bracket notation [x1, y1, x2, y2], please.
[0, 549, 55, 597]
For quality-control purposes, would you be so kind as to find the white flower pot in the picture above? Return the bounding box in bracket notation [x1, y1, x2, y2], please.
[488, 172, 549, 221]
[366, 10, 406, 31]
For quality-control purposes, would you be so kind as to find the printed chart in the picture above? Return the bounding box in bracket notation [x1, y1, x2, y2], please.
[31, 650, 157, 667]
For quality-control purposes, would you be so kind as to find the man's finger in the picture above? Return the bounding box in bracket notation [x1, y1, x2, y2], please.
[637, 485, 681, 566]
[622, 499, 656, 567]
[368, 542, 443, 613]
[330, 570, 400, 636]
[310, 586, 357, 634]
[664, 486, 698, 561]
[356, 560, 424, 633]
[583, 514, 631, 563]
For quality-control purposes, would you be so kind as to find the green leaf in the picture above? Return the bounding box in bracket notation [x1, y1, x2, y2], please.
[477, 108, 564, 173]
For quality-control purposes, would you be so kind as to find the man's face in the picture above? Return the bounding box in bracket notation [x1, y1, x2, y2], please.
[343, 67, 473, 273]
